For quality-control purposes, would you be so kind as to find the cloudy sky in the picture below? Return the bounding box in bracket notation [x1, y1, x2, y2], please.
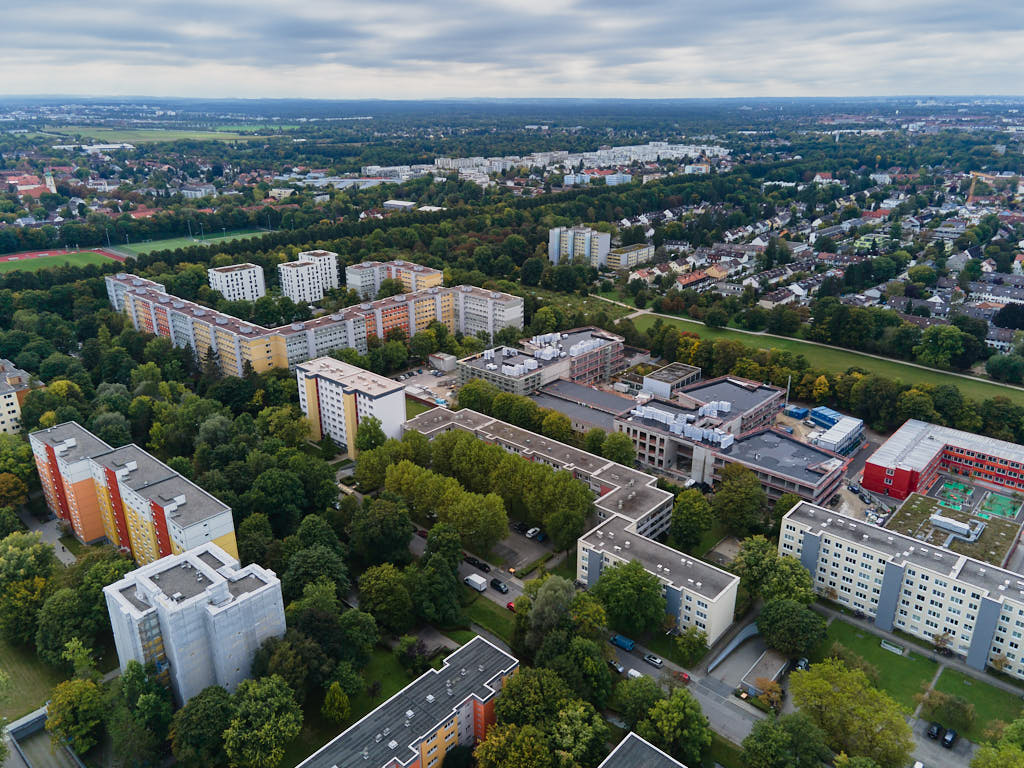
[3, 0, 1021, 98]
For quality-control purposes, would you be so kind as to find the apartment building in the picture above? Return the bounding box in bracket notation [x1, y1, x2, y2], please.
[104, 543, 285, 705]
[106, 273, 522, 378]
[207, 263, 266, 302]
[278, 250, 340, 304]
[864, 419, 1024, 500]
[599, 733, 688, 768]
[675, 376, 784, 434]
[404, 408, 739, 643]
[296, 357, 405, 455]
[297, 636, 518, 768]
[547, 226, 611, 266]
[30, 423, 238, 561]
[457, 328, 625, 395]
[0, 358, 35, 435]
[346, 260, 443, 299]
[606, 243, 655, 270]
[782, 501, 1024, 680]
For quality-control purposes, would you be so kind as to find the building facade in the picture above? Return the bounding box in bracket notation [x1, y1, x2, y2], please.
[278, 250, 340, 304]
[606, 243, 655, 270]
[0, 358, 35, 435]
[297, 637, 518, 768]
[30, 423, 238, 561]
[782, 501, 1024, 680]
[296, 357, 405, 455]
[207, 263, 266, 302]
[863, 419, 1024, 500]
[104, 543, 285, 705]
[547, 226, 611, 266]
[345, 260, 443, 299]
[106, 273, 522, 378]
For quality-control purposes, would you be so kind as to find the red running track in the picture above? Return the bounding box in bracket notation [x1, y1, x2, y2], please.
[0, 248, 127, 263]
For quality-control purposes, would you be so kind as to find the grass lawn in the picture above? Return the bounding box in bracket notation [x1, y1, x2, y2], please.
[520, 287, 633, 321]
[116, 228, 266, 256]
[59, 534, 88, 558]
[549, 550, 577, 581]
[442, 629, 478, 645]
[706, 732, 745, 768]
[694, 520, 727, 558]
[631, 312, 1024, 406]
[813, 619, 938, 712]
[462, 588, 515, 644]
[933, 668, 1024, 742]
[0, 251, 118, 273]
[0, 634, 67, 720]
[45, 126, 257, 142]
[406, 397, 434, 419]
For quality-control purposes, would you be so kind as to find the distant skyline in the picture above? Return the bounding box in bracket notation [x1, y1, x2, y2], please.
[4, 1, 1022, 99]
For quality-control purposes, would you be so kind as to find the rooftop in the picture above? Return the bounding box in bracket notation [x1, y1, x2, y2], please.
[209, 263, 261, 274]
[538, 379, 634, 415]
[867, 419, 1024, 473]
[29, 422, 111, 464]
[644, 362, 702, 385]
[297, 357, 404, 398]
[721, 428, 846, 485]
[598, 733, 688, 768]
[297, 637, 517, 768]
[679, 376, 783, 414]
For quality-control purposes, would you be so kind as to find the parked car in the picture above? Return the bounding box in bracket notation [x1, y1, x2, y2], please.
[490, 578, 509, 594]
[463, 554, 480, 567]
[643, 654, 664, 668]
[626, 668, 644, 680]
[525, 527, 541, 539]
[609, 634, 636, 651]
[535, 531, 547, 543]
[860, 493, 872, 504]
[853, 610, 865, 619]
[794, 657, 810, 671]
[476, 561, 491, 573]
[927, 722, 944, 740]
[506, 601, 516, 612]
[416, 529, 429, 539]
[464, 574, 487, 592]
[942, 729, 958, 748]
[936, 647, 953, 657]
[608, 659, 625, 675]
[847, 483, 860, 493]
[512, 522, 529, 535]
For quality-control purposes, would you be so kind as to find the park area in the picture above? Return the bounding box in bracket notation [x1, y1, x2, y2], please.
[115, 228, 267, 256]
[933, 668, 1024, 742]
[0, 249, 123, 273]
[45, 125, 260, 143]
[0, 634, 67, 720]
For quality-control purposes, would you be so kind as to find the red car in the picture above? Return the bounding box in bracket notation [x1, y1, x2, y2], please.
[415, 529, 428, 538]
[506, 601, 516, 612]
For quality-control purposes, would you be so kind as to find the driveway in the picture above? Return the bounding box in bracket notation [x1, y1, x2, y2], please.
[17, 504, 76, 567]
[708, 636, 767, 688]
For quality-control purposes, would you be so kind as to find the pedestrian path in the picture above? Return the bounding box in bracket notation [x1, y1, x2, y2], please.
[16, 504, 76, 566]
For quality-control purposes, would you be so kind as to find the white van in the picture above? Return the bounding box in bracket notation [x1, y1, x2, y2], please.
[464, 574, 487, 592]
[626, 668, 644, 680]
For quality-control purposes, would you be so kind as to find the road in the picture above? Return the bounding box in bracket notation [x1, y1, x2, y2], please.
[409, 529, 525, 606]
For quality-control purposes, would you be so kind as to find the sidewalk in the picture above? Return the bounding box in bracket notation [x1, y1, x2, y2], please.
[16, 503, 76, 567]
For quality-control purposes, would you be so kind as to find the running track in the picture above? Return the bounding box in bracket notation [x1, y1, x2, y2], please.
[0, 248, 127, 263]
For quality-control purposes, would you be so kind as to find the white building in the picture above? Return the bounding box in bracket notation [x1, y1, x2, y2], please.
[207, 263, 266, 302]
[0, 359, 32, 435]
[548, 227, 611, 266]
[295, 357, 405, 456]
[278, 250, 340, 304]
[452, 285, 525, 339]
[104, 542, 285, 705]
[344, 260, 443, 300]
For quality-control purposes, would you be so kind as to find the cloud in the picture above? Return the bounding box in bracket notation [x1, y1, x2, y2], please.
[0, 0, 1020, 97]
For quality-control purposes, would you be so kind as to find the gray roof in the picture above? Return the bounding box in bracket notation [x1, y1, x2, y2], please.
[680, 377, 782, 414]
[644, 362, 701, 385]
[298, 637, 517, 768]
[598, 733, 688, 768]
[143, 474, 230, 528]
[153, 560, 213, 601]
[531, 393, 616, 432]
[30, 422, 111, 464]
[721, 429, 845, 485]
[90, 444, 176, 489]
[538, 379, 634, 414]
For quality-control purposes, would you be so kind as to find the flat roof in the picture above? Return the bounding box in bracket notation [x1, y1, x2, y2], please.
[209, 263, 260, 274]
[144, 474, 230, 528]
[538, 379, 634, 414]
[154, 560, 213, 601]
[644, 361, 701, 385]
[721, 429, 846, 486]
[298, 637, 517, 768]
[531, 393, 616, 431]
[581, 514, 737, 600]
[30, 422, 111, 464]
[297, 357, 404, 398]
[680, 376, 783, 414]
[598, 733, 687, 768]
[867, 419, 1024, 473]
[90, 444, 175, 489]
[460, 345, 562, 377]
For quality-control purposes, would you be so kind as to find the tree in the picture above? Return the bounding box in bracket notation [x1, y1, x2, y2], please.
[348, 498, 413, 566]
[761, 556, 815, 605]
[46, 677, 106, 753]
[449, 491, 508, 554]
[812, 375, 831, 403]
[358, 563, 413, 634]
[355, 416, 387, 453]
[0, 507, 20, 540]
[0, 575, 48, 644]
[35, 588, 87, 667]
[170, 685, 235, 768]
[592, 561, 666, 636]
[541, 411, 573, 444]
[282, 544, 349, 603]
[669, 489, 713, 550]
[637, 688, 712, 767]
[0, 434, 34, 483]
[916, 688, 976, 732]
[583, 429, 606, 455]
[675, 626, 709, 666]
[494, 667, 573, 728]
[771, 493, 801, 530]
[322, 682, 351, 724]
[713, 464, 766, 536]
[731, 535, 778, 597]
[524, 575, 575, 654]
[791, 659, 913, 768]
[337, 609, 380, 668]
[914, 325, 966, 369]
[757, 599, 826, 656]
[474, 724, 553, 768]
[616, 674, 665, 729]
[548, 699, 609, 768]
[741, 713, 831, 768]
[0, 473, 27, 507]
[223, 675, 303, 768]
[601, 432, 635, 466]
[238, 512, 274, 566]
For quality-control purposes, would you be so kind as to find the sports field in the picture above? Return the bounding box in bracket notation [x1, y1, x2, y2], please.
[0, 250, 122, 273]
[116, 228, 267, 256]
[46, 125, 258, 143]
[631, 313, 1024, 405]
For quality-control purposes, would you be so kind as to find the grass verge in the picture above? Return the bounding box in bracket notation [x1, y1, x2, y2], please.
[406, 397, 434, 419]
[462, 588, 515, 644]
[0, 634, 67, 720]
[706, 732, 744, 768]
[933, 668, 1024, 742]
[549, 551, 577, 582]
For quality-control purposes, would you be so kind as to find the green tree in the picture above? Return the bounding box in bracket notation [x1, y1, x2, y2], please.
[637, 688, 712, 767]
[761, 556, 815, 605]
[474, 724, 553, 768]
[0, 473, 28, 508]
[223, 675, 303, 768]
[914, 325, 966, 369]
[524, 575, 575, 654]
[46, 677, 106, 753]
[170, 685, 235, 768]
[549, 699, 609, 768]
[583, 429, 606, 455]
[358, 563, 413, 634]
[772, 493, 801, 530]
[616, 674, 666, 729]
[675, 626, 709, 666]
[494, 667, 573, 728]
[35, 588, 87, 667]
[731, 535, 778, 597]
[282, 544, 349, 603]
[757, 599, 826, 656]
[541, 411, 573, 443]
[712, 464, 766, 536]
[355, 416, 387, 453]
[337, 609, 380, 668]
[0, 575, 48, 644]
[592, 560, 666, 636]
[321, 682, 351, 724]
[601, 432, 635, 466]
[669, 489, 714, 550]
[0, 434, 34, 483]
[741, 713, 831, 768]
[238, 512, 274, 566]
[348, 498, 413, 566]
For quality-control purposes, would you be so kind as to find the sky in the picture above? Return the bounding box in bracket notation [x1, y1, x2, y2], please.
[3, 0, 1022, 98]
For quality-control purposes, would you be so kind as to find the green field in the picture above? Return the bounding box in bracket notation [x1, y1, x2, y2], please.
[47, 126, 257, 143]
[406, 397, 434, 419]
[117, 228, 267, 256]
[631, 312, 1024, 405]
[0, 634, 67, 720]
[933, 668, 1024, 742]
[813, 619, 938, 712]
[0, 251, 118, 273]
[462, 588, 515, 643]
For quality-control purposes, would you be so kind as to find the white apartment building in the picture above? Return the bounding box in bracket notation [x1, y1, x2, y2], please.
[295, 357, 405, 456]
[782, 501, 1024, 680]
[104, 542, 285, 705]
[548, 227, 611, 267]
[452, 285, 524, 339]
[345, 259, 443, 299]
[207, 263, 266, 302]
[278, 250, 340, 304]
[0, 359, 32, 435]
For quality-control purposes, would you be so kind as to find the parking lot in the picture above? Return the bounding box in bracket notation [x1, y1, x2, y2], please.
[708, 636, 768, 688]
[393, 367, 458, 405]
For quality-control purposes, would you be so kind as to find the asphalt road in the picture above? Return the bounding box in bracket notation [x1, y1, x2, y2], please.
[409, 529, 525, 606]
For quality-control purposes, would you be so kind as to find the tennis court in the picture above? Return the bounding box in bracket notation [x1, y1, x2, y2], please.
[979, 490, 1021, 519]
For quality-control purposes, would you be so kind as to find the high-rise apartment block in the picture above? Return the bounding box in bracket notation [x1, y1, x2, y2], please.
[298, 636, 518, 768]
[606, 243, 655, 270]
[106, 273, 522, 378]
[207, 263, 266, 302]
[30, 422, 237, 561]
[278, 250, 340, 303]
[0, 358, 35, 435]
[345, 259, 443, 299]
[547, 226, 610, 266]
[104, 542, 285, 705]
[296, 357, 405, 455]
